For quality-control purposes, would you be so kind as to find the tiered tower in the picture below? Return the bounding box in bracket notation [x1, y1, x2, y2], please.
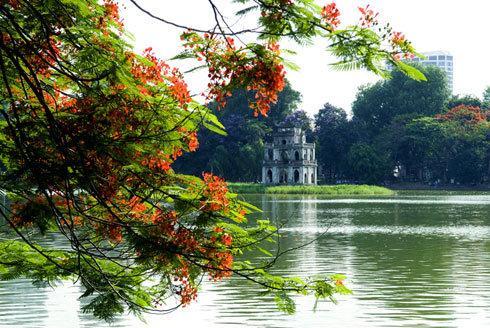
[262, 127, 317, 185]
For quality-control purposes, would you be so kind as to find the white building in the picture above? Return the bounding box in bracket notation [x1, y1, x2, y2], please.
[262, 127, 317, 185]
[411, 51, 454, 92]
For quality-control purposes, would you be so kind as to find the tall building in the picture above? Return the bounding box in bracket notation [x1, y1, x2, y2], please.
[262, 127, 317, 185]
[411, 51, 454, 92]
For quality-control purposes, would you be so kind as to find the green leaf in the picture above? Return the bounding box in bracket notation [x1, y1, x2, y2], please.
[203, 120, 227, 136]
[396, 61, 427, 81]
[236, 5, 258, 16]
[274, 291, 296, 314]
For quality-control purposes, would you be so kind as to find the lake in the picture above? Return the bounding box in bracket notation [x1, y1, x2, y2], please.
[1, 192, 490, 327]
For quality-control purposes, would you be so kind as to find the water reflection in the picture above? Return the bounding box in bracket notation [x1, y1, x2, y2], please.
[1, 193, 490, 327]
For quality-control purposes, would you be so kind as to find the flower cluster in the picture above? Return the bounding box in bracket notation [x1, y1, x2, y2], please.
[128, 47, 191, 108]
[181, 32, 285, 116]
[98, 0, 124, 32]
[436, 105, 488, 124]
[201, 172, 230, 212]
[358, 5, 379, 28]
[321, 2, 341, 30]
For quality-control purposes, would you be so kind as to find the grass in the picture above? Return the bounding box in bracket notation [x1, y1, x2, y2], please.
[227, 183, 394, 195]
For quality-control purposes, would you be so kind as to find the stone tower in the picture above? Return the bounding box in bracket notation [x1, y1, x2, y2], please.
[262, 127, 317, 185]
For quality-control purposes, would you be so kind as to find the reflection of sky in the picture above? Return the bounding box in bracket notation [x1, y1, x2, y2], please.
[2, 194, 490, 327]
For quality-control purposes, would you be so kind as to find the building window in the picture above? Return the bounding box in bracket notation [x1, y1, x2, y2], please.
[429, 56, 437, 60]
[294, 170, 300, 183]
[304, 173, 308, 183]
[268, 149, 273, 160]
[282, 139, 286, 145]
[294, 151, 300, 161]
[438, 55, 445, 60]
[311, 173, 315, 184]
[280, 170, 288, 184]
[267, 169, 273, 183]
[281, 150, 289, 162]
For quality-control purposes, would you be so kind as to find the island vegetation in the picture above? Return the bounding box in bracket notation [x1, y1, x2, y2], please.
[228, 183, 394, 195]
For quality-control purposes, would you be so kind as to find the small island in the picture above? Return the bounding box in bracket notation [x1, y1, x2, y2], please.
[228, 183, 394, 195]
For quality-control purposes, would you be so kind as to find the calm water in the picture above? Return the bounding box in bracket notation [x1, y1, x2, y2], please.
[1, 192, 490, 327]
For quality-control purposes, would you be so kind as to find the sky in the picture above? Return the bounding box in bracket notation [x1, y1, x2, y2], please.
[120, 0, 490, 116]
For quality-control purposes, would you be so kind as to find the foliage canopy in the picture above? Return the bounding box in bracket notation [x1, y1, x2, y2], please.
[0, 0, 423, 321]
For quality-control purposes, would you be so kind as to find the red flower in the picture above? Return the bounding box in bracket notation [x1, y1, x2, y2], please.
[321, 3, 341, 30]
[358, 5, 379, 28]
[187, 132, 199, 152]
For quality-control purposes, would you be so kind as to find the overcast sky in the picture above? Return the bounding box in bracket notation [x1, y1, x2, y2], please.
[121, 0, 490, 116]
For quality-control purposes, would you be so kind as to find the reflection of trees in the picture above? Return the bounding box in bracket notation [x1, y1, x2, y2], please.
[345, 201, 460, 323]
[350, 224, 457, 323]
[204, 196, 489, 326]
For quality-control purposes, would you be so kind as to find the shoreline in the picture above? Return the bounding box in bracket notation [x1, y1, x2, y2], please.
[228, 183, 394, 195]
[387, 183, 490, 191]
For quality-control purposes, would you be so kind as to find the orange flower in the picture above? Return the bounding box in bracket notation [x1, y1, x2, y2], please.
[358, 5, 378, 28]
[202, 172, 229, 212]
[390, 31, 405, 46]
[321, 2, 341, 30]
[221, 233, 232, 246]
[187, 132, 199, 152]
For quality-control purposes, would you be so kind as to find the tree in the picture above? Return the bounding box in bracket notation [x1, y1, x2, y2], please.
[400, 117, 452, 182]
[447, 94, 483, 109]
[174, 83, 301, 181]
[390, 106, 490, 185]
[347, 143, 391, 184]
[279, 109, 314, 141]
[314, 103, 351, 181]
[0, 0, 423, 321]
[483, 86, 490, 109]
[436, 105, 489, 183]
[352, 64, 449, 137]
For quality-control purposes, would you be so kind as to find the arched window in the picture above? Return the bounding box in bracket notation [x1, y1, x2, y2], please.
[282, 139, 286, 145]
[304, 173, 308, 183]
[294, 170, 300, 183]
[311, 173, 315, 184]
[267, 169, 273, 183]
[268, 149, 273, 160]
[281, 150, 289, 162]
[294, 151, 300, 161]
[280, 170, 288, 184]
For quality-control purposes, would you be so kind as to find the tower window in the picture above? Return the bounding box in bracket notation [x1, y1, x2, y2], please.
[267, 169, 273, 183]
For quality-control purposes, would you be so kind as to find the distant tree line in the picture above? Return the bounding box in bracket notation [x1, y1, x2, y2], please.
[176, 66, 490, 186]
[316, 65, 490, 185]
